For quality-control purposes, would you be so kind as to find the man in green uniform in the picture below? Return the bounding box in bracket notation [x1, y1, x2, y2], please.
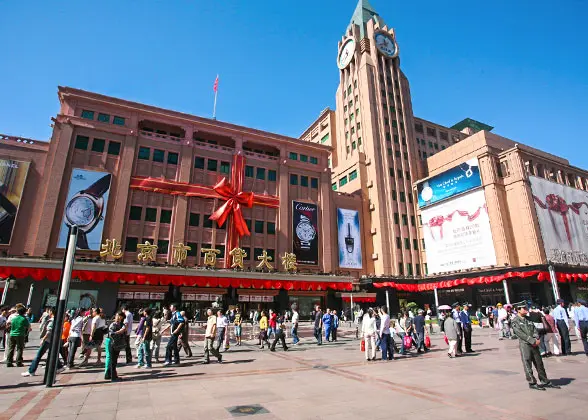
[511, 301, 560, 391]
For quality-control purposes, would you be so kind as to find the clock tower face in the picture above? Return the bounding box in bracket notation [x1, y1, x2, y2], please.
[337, 38, 356, 69]
[374, 32, 398, 58]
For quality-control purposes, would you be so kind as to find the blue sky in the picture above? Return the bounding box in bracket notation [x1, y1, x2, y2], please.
[1, 0, 587, 168]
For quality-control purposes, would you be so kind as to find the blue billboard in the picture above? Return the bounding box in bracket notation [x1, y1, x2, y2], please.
[417, 159, 481, 208]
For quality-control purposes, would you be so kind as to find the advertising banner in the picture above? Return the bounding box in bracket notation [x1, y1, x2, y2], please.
[529, 176, 588, 266]
[417, 159, 481, 208]
[58, 169, 112, 250]
[0, 158, 30, 244]
[337, 208, 362, 269]
[292, 201, 319, 265]
[422, 189, 496, 274]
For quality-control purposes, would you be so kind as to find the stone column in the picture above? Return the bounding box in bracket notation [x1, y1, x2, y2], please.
[320, 168, 333, 274]
[276, 147, 289, 263]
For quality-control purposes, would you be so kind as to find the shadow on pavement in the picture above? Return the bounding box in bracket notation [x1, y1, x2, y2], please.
[551, 377, 575, 386]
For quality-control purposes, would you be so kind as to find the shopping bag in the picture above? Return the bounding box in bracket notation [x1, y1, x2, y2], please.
[360, 339, 365, 352]
[425, 335, 431, 348]
[444, 335, 449, 345]
[403, 335, 412, 348]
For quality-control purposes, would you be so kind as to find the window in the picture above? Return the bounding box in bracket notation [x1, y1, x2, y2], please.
[394, 213, 399, 224]
[408, 193, 413, 204]
[255, 220, 264, 234]
[267, 222, 276, 234]
[90, 138, 105, 153]
[311, 177, 319, 189]
[402, 214, 408, 225]
[400, 192, 406, 202]
[129, 206, 142, 220]
[187, 242, 198, 257]
[384, 117, 389, 126]
[416, 265, 421, 276]
[354, 80, 357, 88]
[203, 215, 213, 228]
[440, 131, 448, 141]
[254, 248, 264, 261]
[394, 135, 399, 143]
[339, 176, 348, 187]
[145, 208, 157, 222]
[160, 209, 172, 224]
[428, 141, 433, 148]
[256, 167, 266, 180]
[427, 127, 436, 137]
[415, 123, 424, 133]
[216, 245, 225, 259]
[97, 113, 110, 123]
[167, 152, 179, 165]
[113, 116, 125, 125]
[189, 213, 200, 227]
[157, 240, 169, 254]
[392, 190, 397, 200]
[74, 135, 89, 150]
[413, 239, 418, 250]
[407, 264, 413, 276]
[387, 148, 392, 156]
[107, 141, 121, 155]
[357, 122, 361, 130]
[392, 120, 398, 128]
[321, 134, 329, 144]
[395, 150, 401, 158]
[385, 133, 391, 142]
[344, 105, 348, 113]
[344, 118, 348, 126]
[81, 110, 94, 120]
[289, 152, 298, 160]
[350, 113, 354, 122]
[245, 219, 252, 232]
[153, 149, 165, 163]
[424, 263, 428, 275]
[396, 237, 401, 248]
[290, 174, 298, 185]
[125, 237, 138, 252]
[403, 152, 408, 160]
[345, 132, 349, 140]
[207, 159, 218, 171]
[404, 238, 410, 250]
[410, 216, 416, 227]
[300, 154, 308, 163]
[358, 137, 362, 145]
[268, 169, 277, 181]
[327, 158, 331, 168]
[301, 176, 309, 187]
[397, 169, 403, 178]
[349, 170, 358, 181]
[406, 171, 410, 180]
[194, 157, 205, 169]
[352, 141, 356, 150]
[245, 165, 254, 177]
[310, 156, 318, 164]
[350, 127, 355, 135]
[332, 183, 337, 191]
[356, 108, 360, 116]
[138, 147, 150, 160]
[389, 168, 395, 177]
[398, 263, 404, 275]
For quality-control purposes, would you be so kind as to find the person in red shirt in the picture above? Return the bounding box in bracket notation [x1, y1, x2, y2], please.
[269, 310, 278, 339]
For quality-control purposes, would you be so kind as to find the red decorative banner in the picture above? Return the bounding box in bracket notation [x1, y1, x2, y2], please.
[130, 154, 280, 267]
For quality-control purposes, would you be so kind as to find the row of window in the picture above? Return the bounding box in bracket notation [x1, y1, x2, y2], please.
[289, 174, 319, 188]
[81, 110, 125, 126]
[74, 135, 121, 155]
[414, 123, 449, 141]
[397, 263, 425, 276]
[288, 152, 319, 165]
[387, 148, 409, 161]
[388, 168, 411, 181]
[138, 146, 179, 165]
[395, 237, 419, 251]
[393, 213, 417, 227]
[336, 169, 358, 188]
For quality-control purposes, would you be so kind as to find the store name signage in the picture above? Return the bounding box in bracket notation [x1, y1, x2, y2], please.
[117, 291, 166, 300]
[438, 288, 465, 294]
[549, 249, 588, 267]
[238, 295, 274, 302]
[577, 286, 588, 292]
[478, 287, 503, 294]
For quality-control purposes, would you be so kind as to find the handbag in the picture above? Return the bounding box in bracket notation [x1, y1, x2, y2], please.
[403, 334, 412, 348]
[360, 338, 365, 352]
[444, 335, 449, 345]
[425, 335, 431, 348]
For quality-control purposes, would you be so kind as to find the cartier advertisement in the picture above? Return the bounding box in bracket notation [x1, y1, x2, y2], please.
[293, 201, 319, 265]
[58, 169, 112, 250]
[0, 158, 30, 244]
[337, 208, 362, 269]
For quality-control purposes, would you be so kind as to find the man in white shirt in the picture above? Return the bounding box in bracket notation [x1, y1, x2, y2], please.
[291, 308, 300, 345]
[497, 303, 509, 340]
[379, 307, 393, 360]
[122, 306, 134, 364]
[204, 308, 222, 364]
[67, 310, 84, 368]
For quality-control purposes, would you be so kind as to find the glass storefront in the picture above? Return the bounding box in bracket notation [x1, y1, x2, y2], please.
[42, 288, 99, 312]
[289, 295, 322, 319]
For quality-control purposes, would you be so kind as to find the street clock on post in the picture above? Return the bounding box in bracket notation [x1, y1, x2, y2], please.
[337, 38, 356, 69]
[374, 31, 398, 58]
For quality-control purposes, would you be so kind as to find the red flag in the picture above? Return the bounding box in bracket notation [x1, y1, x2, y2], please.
[213, 75, 219, 93]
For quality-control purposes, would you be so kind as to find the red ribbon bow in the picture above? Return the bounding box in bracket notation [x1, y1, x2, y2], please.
[210, 177, 254, 236]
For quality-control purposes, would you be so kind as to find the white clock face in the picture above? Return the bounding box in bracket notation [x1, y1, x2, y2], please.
[375, 33, 397, 58]
[337, 39, 356, 69]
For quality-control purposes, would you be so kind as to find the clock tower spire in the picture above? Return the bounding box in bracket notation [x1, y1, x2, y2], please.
[333, 0, 421, 277]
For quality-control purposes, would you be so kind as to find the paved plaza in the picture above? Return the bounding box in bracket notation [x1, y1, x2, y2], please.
[0, 324, 586, 420]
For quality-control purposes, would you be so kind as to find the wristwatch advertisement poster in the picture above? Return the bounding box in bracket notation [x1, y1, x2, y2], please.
[337, 208, 363, 269]
[58, 168, 112, 250]
[292, 201, 319, 265]
[416, 158, 481, 208]
[0, 158, 30, 245]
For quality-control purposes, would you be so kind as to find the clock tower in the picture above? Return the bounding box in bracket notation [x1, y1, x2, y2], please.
[333, 0, 421, 277]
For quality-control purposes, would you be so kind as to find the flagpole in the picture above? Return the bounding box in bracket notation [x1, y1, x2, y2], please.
[213, 74, 218, 120]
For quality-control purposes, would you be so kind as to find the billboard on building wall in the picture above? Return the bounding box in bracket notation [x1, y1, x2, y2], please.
[292, 201, 319, 265]
[337, 208, 362, 269]
[529, 176, 588, 266]
[417, 158, 482, 208]
[0, 158, 30, 245]
[422, 189, 497, 274]
[58, 169, 112, 250]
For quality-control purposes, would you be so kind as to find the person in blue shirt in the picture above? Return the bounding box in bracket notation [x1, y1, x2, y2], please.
[322, 309, 332, 342]
[331, 310, 339, 341]
[162, 304, 185, 366]
[552, 299, 571, 355]
[573, 298, 588, 356]
[460, 304, 474, 353]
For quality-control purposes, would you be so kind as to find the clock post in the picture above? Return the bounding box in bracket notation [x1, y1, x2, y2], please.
[45, 225, 78, 387]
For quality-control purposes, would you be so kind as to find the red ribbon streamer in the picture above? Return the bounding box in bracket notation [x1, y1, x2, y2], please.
[533, 194, 588, 248]
[425, 205, 486, 240]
